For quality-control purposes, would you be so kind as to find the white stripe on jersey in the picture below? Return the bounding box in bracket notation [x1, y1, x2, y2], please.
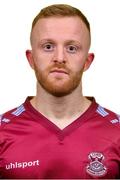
[12, 104, 25, 116]
[96, 105, 109, 117]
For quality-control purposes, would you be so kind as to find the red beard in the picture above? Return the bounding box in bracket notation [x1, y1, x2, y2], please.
[34, 63, 84, 97]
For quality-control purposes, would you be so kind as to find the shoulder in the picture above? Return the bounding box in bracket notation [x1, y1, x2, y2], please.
[96, 104, 120, 123]
[95, 104, 120, 143]
[88, 97, 120, 125]
[0, 104, 26, 127]
[89, 101, 120, 148]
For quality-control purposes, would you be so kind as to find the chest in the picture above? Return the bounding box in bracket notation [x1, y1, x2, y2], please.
[1, 129, 120, 179]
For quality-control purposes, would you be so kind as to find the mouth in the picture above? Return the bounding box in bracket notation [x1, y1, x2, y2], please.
[50, 69, 68, 74]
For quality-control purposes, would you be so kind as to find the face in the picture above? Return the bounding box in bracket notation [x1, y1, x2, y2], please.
[26, 17, 94, 97]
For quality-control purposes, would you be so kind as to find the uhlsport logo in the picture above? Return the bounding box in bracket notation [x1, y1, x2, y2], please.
[5, 160, 40, 170]
[86, 152, 107, 177]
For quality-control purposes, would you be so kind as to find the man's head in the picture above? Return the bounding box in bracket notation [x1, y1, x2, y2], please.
[26, 4, 94, 97]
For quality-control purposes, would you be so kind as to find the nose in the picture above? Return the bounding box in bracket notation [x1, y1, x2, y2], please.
[52, 46, 66, 64]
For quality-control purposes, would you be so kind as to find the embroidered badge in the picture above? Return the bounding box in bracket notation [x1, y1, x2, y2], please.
[86, 152, 107, 177]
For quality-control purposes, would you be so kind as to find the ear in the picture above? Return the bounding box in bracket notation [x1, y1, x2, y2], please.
[26, 50, 35, 69]
[83, 53, 94, 71]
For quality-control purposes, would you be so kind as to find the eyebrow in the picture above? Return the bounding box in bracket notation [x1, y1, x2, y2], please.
[39, 39, 82, 45]
[65, 40, 82, 45]
[38, 39, 55, 44]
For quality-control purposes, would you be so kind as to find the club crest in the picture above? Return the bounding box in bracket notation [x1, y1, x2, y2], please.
[86, 152, 107, 177]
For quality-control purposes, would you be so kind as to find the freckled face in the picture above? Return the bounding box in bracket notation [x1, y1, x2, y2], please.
[27, 17, 93, 97]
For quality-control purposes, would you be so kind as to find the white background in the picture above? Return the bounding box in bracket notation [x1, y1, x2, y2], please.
[0, 0, 120, 114]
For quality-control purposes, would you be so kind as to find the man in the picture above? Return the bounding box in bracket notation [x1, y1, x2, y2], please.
[0, 4, 120, 179]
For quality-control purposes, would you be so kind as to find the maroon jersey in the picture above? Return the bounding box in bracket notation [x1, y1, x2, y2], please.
[0, 97, 120, 179]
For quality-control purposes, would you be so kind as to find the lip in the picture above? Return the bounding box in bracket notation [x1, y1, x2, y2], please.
[50, 69, 68, 74]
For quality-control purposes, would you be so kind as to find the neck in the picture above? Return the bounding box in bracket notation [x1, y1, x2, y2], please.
[30, 83, 92, 129]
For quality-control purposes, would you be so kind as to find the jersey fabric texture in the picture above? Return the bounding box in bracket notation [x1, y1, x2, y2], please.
[0, 97, 120, 179]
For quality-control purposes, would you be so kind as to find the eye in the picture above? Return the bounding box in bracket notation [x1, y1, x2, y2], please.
[66, 45, 78, 53]
[43, 43, 54, 52]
